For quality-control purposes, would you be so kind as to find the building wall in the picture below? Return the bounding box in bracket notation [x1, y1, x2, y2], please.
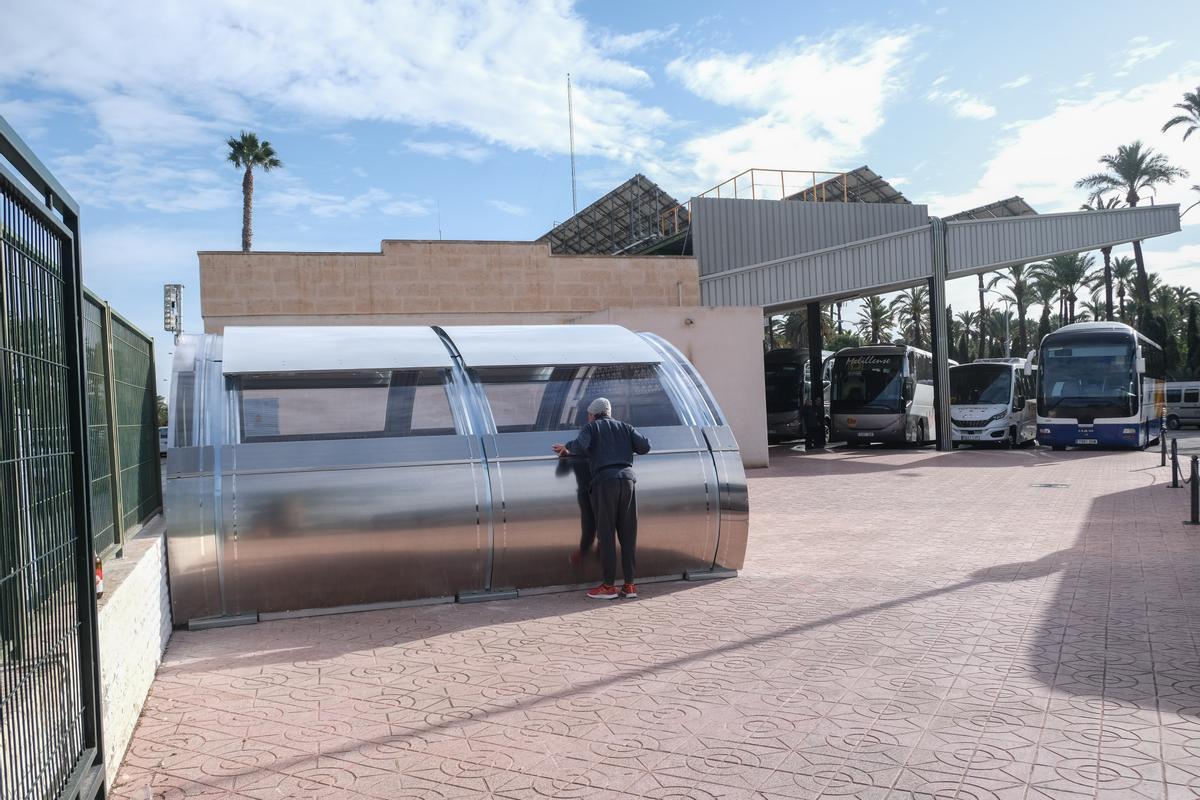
[200, 240, 699, 331]
[97, 521, 172, 787]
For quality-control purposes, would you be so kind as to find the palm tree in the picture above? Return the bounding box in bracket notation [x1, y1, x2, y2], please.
[1075, 141, 1188, 320]
[889, 287, 929, 348]
[1162, 86, 1200, 142]
[226, 131, 283, 252]
[954, 310, 977, 359]
[856, 295, 893, 345]
[1080, 196, 1122, 320]
[1110, 256, 1136, 323]
[1032, 278, 1058, 344]
[990, 264, 1034, 357]
[1032, 254, 1101, 324]
[1080, 290, 1106, 323]
[986, 307, 1015, 357]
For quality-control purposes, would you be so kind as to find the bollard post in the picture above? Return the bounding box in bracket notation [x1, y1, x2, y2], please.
[1161, 425, 1168, 467]
[1188, 456, 1200, 526]
[1171, 439, 1180, 488]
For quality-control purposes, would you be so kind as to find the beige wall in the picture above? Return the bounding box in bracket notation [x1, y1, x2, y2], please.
[575, 307, 768, 468]
[200, 240, 699, 331]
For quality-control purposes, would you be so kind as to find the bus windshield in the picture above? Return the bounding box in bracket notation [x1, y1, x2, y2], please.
[1040, 340, 1136, 418]
[951, 366, 1011, 405]
[830, 354, 903, 413]
[764, 362, 801, 413]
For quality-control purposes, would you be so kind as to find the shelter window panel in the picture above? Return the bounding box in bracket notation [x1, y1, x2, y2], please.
[237, 369, 456, 442]
[474, 364, 683, 433]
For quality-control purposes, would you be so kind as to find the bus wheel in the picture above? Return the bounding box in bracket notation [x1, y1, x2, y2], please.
[1168, 415, 1181, 431]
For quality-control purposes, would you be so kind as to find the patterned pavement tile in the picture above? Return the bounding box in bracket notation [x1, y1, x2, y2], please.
[114, 446, 1200, 798]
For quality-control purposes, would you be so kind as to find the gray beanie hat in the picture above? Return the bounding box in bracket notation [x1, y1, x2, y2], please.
[587, 397, 612, 416]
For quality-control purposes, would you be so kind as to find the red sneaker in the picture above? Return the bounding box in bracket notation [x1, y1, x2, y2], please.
[586, 584, 619, 600]
[619, 584, 638, 599]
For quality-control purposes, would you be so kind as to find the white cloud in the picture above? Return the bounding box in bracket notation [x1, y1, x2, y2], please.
[351, 166, 368, 178]
[54, 146, 233, 212]
[0, 0, 669, 210]
[487, 199, 528, 216]
[926, 67, 1200, 216]
[264, 179, 432, 218]
[1116, 36, 1172, 76]
[601, 27, 676, 54]
[1001, 75, 1031, 90]
[324, 132, 355, 145]
[926, 87, 996, 120]
[665, 29, 914, 190]
[404, 140, 492, 164]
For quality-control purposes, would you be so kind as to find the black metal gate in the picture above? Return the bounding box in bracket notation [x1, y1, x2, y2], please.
[0, 117, 105, 799]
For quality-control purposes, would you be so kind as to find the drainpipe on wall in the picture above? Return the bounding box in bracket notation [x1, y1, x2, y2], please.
[677, 281, 683, 306]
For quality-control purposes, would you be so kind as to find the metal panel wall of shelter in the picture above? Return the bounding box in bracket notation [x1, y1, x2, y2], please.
[1, 113, 105, 800]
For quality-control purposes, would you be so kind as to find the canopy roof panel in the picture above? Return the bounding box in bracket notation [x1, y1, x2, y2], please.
[222, 326, 453, 374]
[441, 324, 661, 366]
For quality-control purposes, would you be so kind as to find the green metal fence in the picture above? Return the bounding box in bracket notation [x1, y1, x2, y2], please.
[1, 114, 105, 800]
[82, 291, 161, 556]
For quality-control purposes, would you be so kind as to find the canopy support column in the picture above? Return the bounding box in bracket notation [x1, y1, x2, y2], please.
[807, 302, 826, 449]
[929, 218, 952, 451]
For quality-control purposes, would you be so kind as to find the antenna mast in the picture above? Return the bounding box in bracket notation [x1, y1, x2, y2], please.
[567, 73, 578, 215]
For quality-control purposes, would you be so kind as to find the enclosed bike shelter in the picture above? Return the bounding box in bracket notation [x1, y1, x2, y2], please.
[165, 324, 748, 625]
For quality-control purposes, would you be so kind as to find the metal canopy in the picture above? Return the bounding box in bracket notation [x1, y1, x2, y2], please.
[943, 196, 1036, 220]
[222, 326, 454, 374]
[695, 200, 1181, 309]
[441, 324, 662, 367]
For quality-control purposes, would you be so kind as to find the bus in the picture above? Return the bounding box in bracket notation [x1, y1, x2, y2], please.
[764, 348, 832, 443]
[829, 345, 947, 445]
[1164, 381, 1200, 430]
[1034, 321, 1165, 450]
[950, 358, 1037, 448]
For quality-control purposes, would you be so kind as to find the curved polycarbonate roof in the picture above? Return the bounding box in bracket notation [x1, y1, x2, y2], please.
[221, 326, 453, 373]
[441, 324, 662, 366]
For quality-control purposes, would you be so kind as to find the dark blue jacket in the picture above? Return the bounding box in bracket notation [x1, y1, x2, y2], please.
[565, 416, 651, 483]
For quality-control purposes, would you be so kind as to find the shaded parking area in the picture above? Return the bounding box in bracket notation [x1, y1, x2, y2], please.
[113, 445, 1199, 799]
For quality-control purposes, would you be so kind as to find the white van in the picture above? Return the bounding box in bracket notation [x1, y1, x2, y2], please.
[1166, 381, 1200, 430]
[950, 358, 1037, 447]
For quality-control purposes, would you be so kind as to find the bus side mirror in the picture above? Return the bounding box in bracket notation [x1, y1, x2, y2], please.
[1136, 357, 1146, 373]
[1023, 350, 1035, 376]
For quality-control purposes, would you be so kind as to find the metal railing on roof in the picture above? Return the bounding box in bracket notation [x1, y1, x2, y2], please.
[659, 168, 850, 237]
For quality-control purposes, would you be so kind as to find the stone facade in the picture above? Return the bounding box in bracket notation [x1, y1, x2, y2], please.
[200, 240, 700, 331]
[97, 520, 172, 787]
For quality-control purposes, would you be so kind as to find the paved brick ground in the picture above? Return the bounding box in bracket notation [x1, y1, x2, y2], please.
[113, 446, 1200, 799]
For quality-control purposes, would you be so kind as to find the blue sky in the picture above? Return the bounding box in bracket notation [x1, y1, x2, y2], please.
[2, 0, 1199, 390]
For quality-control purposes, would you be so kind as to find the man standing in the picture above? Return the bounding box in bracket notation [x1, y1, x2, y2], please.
[553, 397, 651, 600]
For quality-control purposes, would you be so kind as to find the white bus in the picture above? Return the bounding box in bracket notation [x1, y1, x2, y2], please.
[829, 345, 947, 445]
[1165, 381, 1200, 430]
[950, 358, 1037, 447]
[1034, 321, 1165, 450]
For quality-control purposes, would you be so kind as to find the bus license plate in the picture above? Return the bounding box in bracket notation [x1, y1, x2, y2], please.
[856, 432, 874, 438]
[1076, 438, 1097, 445]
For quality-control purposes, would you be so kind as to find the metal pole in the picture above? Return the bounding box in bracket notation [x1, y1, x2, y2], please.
[807, 302, 826, 449]
[1171, 439, 1180, 488]
[1189, 456, 1199, 525]
[929, 220, 952, 450]
[1162, 424, 1168, 467]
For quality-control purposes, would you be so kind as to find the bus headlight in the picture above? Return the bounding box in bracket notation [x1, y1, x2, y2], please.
[1039, 428, 1051, 435]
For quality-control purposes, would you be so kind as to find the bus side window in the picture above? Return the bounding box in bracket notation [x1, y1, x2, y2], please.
[1186, 388, 1200, 404]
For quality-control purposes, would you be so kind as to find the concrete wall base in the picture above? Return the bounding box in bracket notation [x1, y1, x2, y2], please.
[97, 516, 172, 787]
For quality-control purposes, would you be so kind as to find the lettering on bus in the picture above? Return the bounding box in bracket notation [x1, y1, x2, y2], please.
[844, 356, 894, 371]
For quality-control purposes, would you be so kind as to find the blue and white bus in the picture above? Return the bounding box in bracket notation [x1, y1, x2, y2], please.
[1033, 321, 1165, 450]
